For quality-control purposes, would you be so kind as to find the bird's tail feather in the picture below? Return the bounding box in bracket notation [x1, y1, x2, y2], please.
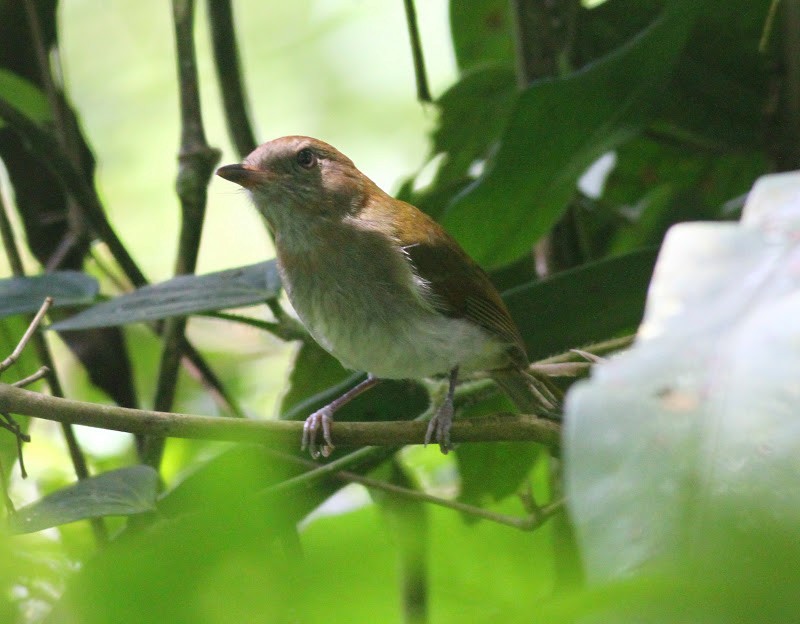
[489, 368, 561, 416]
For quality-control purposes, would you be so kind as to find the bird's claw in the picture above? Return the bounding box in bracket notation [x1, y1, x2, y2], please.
[302, 407, 335, 459]
[424, 399, 454, 455]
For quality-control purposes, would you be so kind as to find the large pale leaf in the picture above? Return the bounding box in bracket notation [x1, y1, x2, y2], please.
[10, 465, 159, 534]
[564, 171, 800, 582]
[51, 261, 280, 330]
[442, 0, 702, 268]
[0, 272, 98, 318]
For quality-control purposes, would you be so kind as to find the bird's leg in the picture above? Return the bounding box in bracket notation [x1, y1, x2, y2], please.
[302, 374, 381, 459]
[425, 367, 459, 454]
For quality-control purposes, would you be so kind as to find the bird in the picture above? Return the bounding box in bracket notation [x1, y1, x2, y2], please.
[216, 136, 558, 458]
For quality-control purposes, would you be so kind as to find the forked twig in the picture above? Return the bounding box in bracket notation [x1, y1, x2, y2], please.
[0, 299, 50, 479]
[0, 297, 53, 374]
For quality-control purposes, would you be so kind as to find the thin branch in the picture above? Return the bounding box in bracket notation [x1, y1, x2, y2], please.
[0, 412, 29, 477]
[403, 0, 432, 102]
[0, 298, 53, 374]
[267, 447, 564, 530]
[0, 383, 562, 449]
[536, 334, 634, 364]
[202, 310, 307, 342]
[144, 0, 222, 468]
[207, 0, 257, 157]
[11, 366, 50, 388]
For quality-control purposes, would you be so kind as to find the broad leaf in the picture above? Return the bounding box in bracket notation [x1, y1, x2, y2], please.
[0, 272, 98, 318]
[10, 465, 159, 534]
[51, 261, 280, 330]
[504, 248, 658, 361]
[443, 0, 702, 268]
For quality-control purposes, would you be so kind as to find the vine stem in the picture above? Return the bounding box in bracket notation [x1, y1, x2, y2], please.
[143, 0, 221, 468]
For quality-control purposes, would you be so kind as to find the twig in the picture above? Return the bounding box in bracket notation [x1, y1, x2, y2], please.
[267, 299, 308, 340]
[11, 366, 49, 388]
[760, 0, 782, 52]
[0, 383, 562, 449]
[207, 0, 257, 157]
[0, 413, 28, 477]
[0, 298, 53, 374]
[267, 447, 563, 531]
[202, 310, 307, 342]
[536, 334, 634, 365]
[402, 0, 431, 103]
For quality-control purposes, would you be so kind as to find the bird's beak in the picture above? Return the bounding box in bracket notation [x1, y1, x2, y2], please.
[216, 164, 264, 189]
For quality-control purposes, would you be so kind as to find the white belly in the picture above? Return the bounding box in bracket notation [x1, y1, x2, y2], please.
[305, 303, 509, 379]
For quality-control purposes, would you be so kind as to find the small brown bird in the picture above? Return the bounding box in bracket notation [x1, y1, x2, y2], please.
[217, 136, 557, 457]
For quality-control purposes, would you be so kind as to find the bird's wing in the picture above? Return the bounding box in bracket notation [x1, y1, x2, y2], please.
[400, 232, 528, 369]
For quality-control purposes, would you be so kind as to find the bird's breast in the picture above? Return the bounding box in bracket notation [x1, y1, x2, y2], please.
[275, 226, 509, 378]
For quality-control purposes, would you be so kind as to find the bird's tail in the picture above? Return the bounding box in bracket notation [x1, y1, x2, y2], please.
[489, 368, 561, 416]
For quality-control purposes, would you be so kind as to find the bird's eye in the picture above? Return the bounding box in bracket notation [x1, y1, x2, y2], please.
[296, 148, 317, 169]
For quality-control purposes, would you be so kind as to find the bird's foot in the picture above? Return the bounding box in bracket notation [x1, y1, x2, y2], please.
[301, 406, 335, 459]
[425, 396, 454, 455]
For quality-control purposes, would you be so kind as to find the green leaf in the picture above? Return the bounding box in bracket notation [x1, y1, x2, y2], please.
[449, 0, 514, 72]
[0, 70, 50, 129]
[564, 171, 800, 581]
[0, 272, 99, 318]
[442, 0, 703, 268]
[10, 465, 159, 534]
[503, 248, 658, 360]
[655, 0, 772, 150]
[50, 261, 280, 330]
[457, 440, 543, 506]
[604, 138, 768, 255]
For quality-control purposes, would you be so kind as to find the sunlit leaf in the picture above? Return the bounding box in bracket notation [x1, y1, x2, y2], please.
[0, 70, 50, 129]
